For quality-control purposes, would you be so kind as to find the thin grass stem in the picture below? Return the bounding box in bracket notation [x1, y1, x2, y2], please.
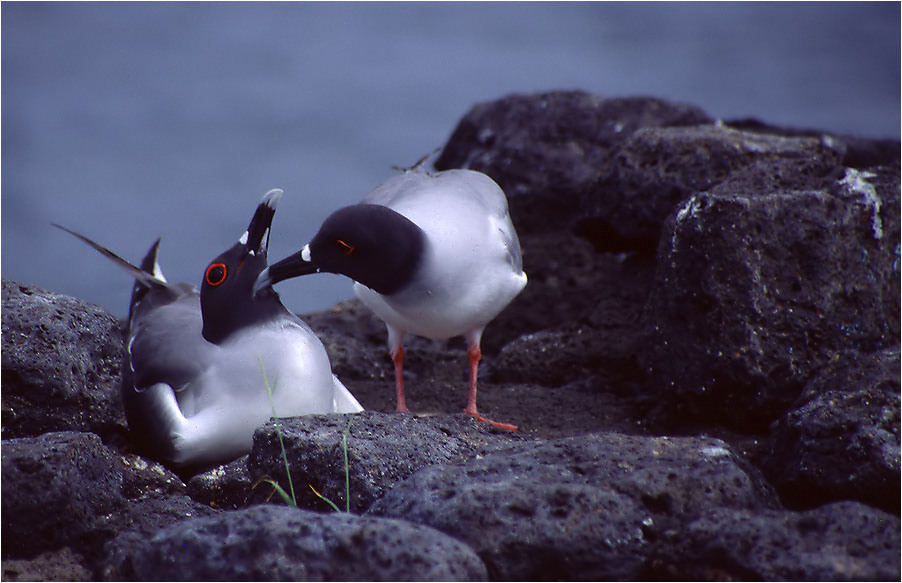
[259, 356, 297, 507]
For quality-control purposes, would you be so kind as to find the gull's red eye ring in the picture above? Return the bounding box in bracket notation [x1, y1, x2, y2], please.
[336, 239, 355, 255]
[205, 263, 227, 286]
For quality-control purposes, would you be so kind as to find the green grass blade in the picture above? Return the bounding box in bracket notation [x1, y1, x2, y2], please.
[309, 484, 342, 513]
[252, 476, 296, 506]
[257, 357, 355, 514]
[259, 356, 297, 507]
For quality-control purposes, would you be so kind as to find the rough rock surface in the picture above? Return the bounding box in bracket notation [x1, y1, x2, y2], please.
[649, 501, 901, 581]
[119, 453, 187, 501]
[104, 504, 488, 581]
[642, 169, 900, 431]
[368, 433, 777, 580]
[765, 348, 901, 514]
[2, 548, 93, 582]
[1, 281, 126, 441]
[92, 494, 220, 571]
[435, 91, 713, 236]
[2, 91, 899, 581]
[1, 432, 125, 559]
[435, 91, 712, 350]
[186, 455, 255, 510]
[248, 411, 529, 513]
[582, 124, 844, 244]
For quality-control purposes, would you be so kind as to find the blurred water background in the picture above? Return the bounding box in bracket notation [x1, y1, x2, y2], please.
[3, 2, 899, 317]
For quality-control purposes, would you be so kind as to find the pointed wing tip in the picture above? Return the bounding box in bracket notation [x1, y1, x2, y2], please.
[51, 222, 77, 236]
[53, 222, 171, 291]
[391, 148, 441, 174]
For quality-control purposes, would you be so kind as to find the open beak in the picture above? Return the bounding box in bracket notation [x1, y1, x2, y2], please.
[242, 188, 282, 258]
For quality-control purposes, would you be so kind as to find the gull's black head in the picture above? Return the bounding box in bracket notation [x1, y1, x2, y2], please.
[255, 204, 425, 296]
[201, 189, 287, 344]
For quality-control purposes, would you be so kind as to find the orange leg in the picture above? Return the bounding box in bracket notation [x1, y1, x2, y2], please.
[391, 346, 408, 413]
[464, 343, 518, 432]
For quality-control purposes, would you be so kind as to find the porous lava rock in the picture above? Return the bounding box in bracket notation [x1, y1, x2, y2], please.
[103, 504, 488, 581]
[1, 281, 125, 440]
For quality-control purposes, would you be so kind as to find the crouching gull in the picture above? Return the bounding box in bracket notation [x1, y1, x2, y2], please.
[254, 165, 527, 430]
[55, 189, 362, 467]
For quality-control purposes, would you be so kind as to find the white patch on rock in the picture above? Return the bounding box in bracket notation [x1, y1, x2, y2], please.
[840, 167, 882, 239]
[700, 445, 731, 458]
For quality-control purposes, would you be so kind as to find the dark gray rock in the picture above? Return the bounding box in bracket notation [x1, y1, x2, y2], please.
[648, 501, 901, 581]
[248, 411, 526, 513]
[1, 281, 126, 441]
[303, 299, 395, 382]
[492, 327, 605, 387]
[641, 165, 900, 431]
[724, 116, 902, 170]
[431, 92, 712, 351]
[436, 91, 712, 236]
[492, 253, 654, 388]
[103, 504, 487, 581]
[103, 494, 219, 541]
[1, 432, 125, 559]
[765, 348, 900, 514]
[369, 432, 777, 580]
[186, 455, 255, 510]
[119, 453, 186, 500]
[303, 298, 466, 382]
[2, 547, 92, 582]
[434, 93, 711, 347]
[91, 494, 220, 578]
[582, 125, 843, 246]
[483, 231, 625, 352]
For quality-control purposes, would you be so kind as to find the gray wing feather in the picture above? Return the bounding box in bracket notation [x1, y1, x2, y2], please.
[128, 292, 214, 392]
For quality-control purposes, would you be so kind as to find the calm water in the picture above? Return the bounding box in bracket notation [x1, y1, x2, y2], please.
[3, 2, 899, 317]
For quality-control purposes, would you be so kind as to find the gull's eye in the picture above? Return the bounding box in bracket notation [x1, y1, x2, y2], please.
[336, 239, 355, 255]
[205, 263, 227, 286]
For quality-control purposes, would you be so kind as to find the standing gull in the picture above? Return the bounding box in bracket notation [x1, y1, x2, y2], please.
[255, 166, 527, 430]
[56, 189, 362, 466]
